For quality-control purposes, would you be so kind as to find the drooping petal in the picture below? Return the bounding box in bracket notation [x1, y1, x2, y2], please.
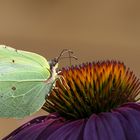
[3, 113, 67, 140]
[84, 103, 140, 140]
[114, 104, 140, 140]
[3, 116, 47, 140]
[36, 113, 68, 139]
[84, 113, 126, 140]
[47, 119, 85, 140]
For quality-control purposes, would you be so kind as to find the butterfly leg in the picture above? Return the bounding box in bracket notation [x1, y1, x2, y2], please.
[55, 75, 70, 90]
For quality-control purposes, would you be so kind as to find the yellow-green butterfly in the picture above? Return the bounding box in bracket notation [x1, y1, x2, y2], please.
[0, 45, 75, 118]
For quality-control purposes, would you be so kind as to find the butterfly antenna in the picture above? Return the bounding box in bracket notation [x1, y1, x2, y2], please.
[56, 49, 72, 61]
[56, 49, 77, 65]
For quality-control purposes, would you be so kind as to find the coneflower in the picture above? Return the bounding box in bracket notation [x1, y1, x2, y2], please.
[3, 61, 140, 140]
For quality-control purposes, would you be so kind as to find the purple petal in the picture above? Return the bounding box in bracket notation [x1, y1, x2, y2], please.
[3, 113, 66, 140]
[84, 114, 100, 139]
[114, 105, 140, 140]
[37, 114, 69, 139]
[3, 116, 47, 140]
[84, 113, 126, 140]
[84, 103, 140, 140]
[47, 119, 85, 140]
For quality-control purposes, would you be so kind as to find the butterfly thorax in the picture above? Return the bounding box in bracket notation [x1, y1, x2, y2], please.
[45, 59, 58, 84]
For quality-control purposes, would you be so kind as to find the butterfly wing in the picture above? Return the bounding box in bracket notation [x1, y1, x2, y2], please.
[0, 45, 53, 118]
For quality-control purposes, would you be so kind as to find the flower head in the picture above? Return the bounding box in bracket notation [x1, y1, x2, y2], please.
[43, 61, 140, 119]
[3, 61, 140, 140]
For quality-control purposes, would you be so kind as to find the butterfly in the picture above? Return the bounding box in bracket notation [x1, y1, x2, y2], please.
[0, 45, 76, 118]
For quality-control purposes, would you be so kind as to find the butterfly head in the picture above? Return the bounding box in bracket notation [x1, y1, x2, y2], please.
[49, 57, 59, 71]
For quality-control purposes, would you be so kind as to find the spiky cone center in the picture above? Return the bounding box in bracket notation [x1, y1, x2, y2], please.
[43, 61, 140, 120]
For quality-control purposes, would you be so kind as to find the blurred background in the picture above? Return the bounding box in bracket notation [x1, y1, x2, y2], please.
[0, 0, 140, 138]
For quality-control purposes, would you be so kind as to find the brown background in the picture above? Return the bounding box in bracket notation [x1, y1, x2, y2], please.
[0, 0, 140, 138]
